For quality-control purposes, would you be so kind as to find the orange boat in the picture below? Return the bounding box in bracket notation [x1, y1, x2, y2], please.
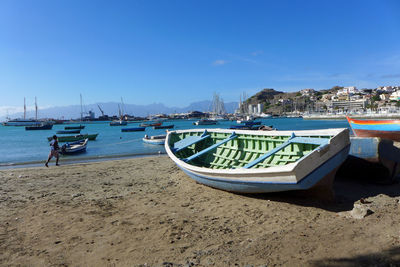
[346, 116, 400, 141]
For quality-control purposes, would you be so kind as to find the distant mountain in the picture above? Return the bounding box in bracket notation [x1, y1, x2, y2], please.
[2, 100, 238, 120]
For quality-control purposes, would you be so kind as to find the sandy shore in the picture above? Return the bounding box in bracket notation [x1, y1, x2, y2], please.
[1, 155, 400, 266]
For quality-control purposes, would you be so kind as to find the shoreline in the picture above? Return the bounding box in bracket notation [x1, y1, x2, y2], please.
[0, 151, 167, 170]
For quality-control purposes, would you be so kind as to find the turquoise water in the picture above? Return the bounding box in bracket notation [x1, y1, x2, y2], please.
[0, 118, 350, 166]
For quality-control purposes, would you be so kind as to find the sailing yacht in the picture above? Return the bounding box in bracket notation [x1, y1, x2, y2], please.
[2, 98, 42, 126]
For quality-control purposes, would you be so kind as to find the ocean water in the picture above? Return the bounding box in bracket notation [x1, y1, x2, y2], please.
[0, 118, 351, 166]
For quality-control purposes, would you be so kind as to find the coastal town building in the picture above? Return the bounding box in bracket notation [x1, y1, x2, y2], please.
[329, 99, 368, 112]
[248, 103, 264, 115]
[390, 91, 400, 101]
[300, 89, 315, 96]
[337, 86, 358, 96]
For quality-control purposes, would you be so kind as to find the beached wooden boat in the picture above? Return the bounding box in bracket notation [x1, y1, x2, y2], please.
[65, 125, 85, 130]
[25, 123, 53, 130]
[154, 124, 174, 129]
[346, 116, 400, 141]
[60, 138, 88, 154]
[165, 128, 350, 193]
[143, 134, 166, 145]
[194, 119, 218, 125]
[56, 130, 81, 134]
[121, 127, 145, 132]
[47, 133, 98, 142]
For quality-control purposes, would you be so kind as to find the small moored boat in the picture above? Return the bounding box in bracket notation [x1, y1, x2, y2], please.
[140, 122, 162, 127]
[346, 116, 400, 141]
[143, 134, 166, 145]
[60, 138, 88, 154]
[25, 123, 53, 130]
[57, 130, 81, 134]
[65, 125, 85, 130]
[165, 128, 350, 194]
[110, 120, 128, 126]
[194, 119, 218, 125]
[121, 127, 145, 132]
[48, 133, 98, 142]
[154, 124, 174, 129]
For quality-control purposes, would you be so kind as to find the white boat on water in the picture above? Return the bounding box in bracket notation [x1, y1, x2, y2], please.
[143, 134, 166, 145]
[194, 119, 218, 125]
[165, 128, 350, 194]
[60, 138, 88, 154]
[110, 120, 128, 126]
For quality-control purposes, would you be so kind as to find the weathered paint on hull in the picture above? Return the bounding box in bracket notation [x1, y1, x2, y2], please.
[178, 145, 350, 193]
[352, 128, 400, 142]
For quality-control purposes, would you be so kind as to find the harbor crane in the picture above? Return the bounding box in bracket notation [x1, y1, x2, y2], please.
[97, 104, 105, 116]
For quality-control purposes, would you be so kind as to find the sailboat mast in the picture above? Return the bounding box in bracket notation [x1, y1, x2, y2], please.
[35, 97, 38, 120]
[121, 97, 125, 117]
[80, 94, 83, 121]
[24, 97, 26, 119]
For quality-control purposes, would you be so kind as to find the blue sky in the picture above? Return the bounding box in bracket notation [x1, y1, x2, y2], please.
[0, 0, 400, 116]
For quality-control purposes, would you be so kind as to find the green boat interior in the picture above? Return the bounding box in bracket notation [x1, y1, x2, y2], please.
[169, 130, 332, 169]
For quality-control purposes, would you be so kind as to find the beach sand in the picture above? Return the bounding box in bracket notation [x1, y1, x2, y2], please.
[1, 156, 399, 266]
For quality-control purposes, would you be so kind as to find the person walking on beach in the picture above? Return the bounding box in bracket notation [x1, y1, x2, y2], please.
[45, 135, 60, 167]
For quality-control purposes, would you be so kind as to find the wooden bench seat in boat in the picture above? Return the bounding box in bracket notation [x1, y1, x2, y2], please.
[172, 130, 211, 153]
[183, 132, 238, 163]
[243, 134, 330, 169]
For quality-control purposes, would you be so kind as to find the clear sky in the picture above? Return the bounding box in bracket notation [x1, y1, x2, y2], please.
[1, 0, 399, 116]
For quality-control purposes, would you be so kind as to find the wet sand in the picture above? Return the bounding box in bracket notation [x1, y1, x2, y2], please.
[1, 156, 399, 266]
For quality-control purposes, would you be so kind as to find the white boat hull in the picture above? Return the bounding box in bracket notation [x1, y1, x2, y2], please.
[165, 128, 350, 193]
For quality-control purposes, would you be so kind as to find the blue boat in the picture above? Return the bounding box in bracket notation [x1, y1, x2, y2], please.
[60, 138, 88, 154]
[121, 127, 146, 132]
[154, 124, 174, 129]
[25, 123, 53, 130]
[243, 121, 261, 126]
[165, 128, 350, 194]
[56, 130, 81, 134]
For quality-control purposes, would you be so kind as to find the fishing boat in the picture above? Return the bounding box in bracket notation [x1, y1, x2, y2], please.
[193, 119, 218, 125]
[346, 116, 400, 141]
[121, 127, 145, 132]
[229, 125, 265, 130]
[60, 138, 88, 154]
[25, 123, 53, 130]
[154, 124, 174, 129]
[140, 122, 162, 127]
[65, 125, 85, 130]
[56, 130, 81, 134]
[110, 120, 128, 126]
[48, 133, 98, 142]
[143, 134, 166, 145]
[165, 128, 350, 194]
